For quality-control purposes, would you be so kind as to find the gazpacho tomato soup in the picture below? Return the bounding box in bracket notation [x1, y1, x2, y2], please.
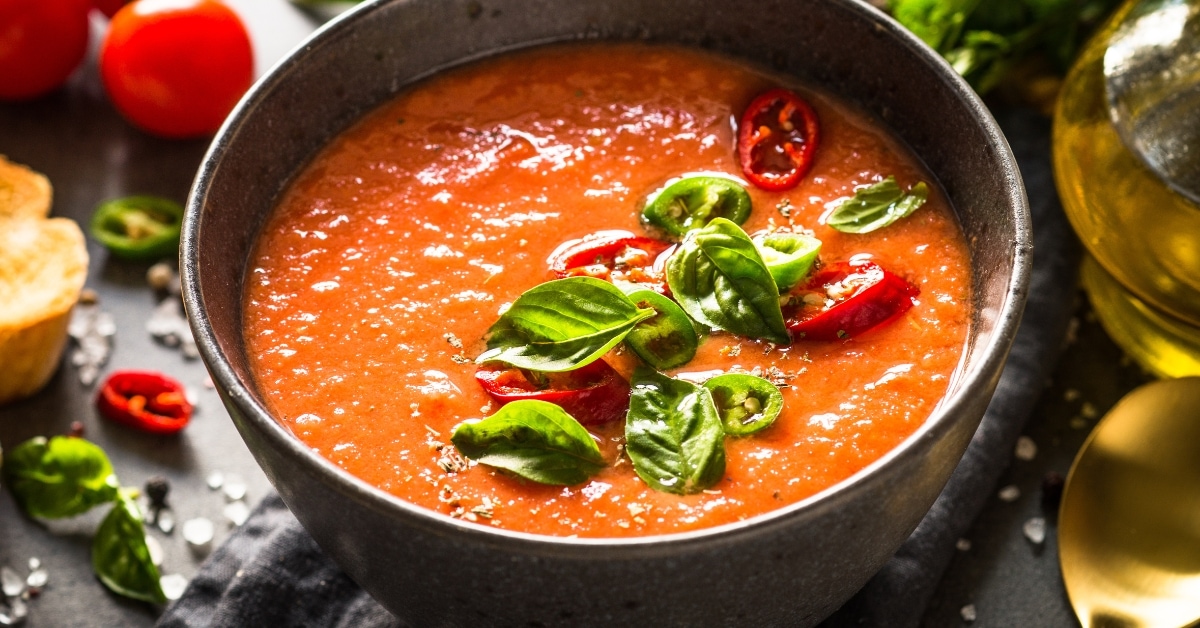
[243, 43, 970, 538]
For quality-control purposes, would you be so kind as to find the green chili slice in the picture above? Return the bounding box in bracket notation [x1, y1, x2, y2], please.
[642, 175, 752, 238]
[753, 231, 822, 291]
[90, 195, 184, 260]
[623, 289, 699, 370]
[704, 373, 784, 436]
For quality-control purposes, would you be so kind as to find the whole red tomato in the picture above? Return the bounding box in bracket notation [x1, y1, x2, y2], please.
[0, 0, 92, 101]
[100, 0, 253, 138]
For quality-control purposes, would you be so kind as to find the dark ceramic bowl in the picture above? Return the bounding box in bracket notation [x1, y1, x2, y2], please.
[182, 0, 1031, 625]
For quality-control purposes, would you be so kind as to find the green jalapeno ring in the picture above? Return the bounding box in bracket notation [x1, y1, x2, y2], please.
[623, 289, 699, 370]
[754, 231, 822, 292]
[642, 175, 753, 238]
[90, 195, 184, 261]
[704, 373, 784, 436]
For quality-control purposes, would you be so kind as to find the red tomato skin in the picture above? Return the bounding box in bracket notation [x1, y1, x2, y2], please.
[100, 0, 253, 138]
[0, 0, 91, 101]
[785, 260, 919, 340]
[93, 0, 131, 18]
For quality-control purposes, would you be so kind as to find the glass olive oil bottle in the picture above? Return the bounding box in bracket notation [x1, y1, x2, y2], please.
[1053, 0, 1200, 377]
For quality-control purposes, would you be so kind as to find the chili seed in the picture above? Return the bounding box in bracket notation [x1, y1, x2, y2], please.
[146, 262, 175, 291]
[742, 396, 762, 414]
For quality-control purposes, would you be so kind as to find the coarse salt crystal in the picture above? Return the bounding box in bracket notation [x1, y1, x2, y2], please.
[160, 574, 189, 601]
[183, 518, 215, 554]
[24, 568, 47, 590]
[145, 535, 164, 567]
[0, 567, 23, 598]
[206, 471, 224, 490]
[1023, 517, 1047, 545]
[998, 485, 1021, 502]
[223, 478, 247, 502]
[224, 501, 251, 527]
[960, 604, 977, 622]
[1014, 436, 1037, 461]
[955, 538, 971, 552]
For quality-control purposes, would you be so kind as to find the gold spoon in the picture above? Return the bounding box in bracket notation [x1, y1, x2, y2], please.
[1060, 377, 1200, 628]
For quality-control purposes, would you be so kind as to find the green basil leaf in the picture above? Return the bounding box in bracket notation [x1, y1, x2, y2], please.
[753, 232, 822, 292]
[825, 177, 929, 234]
[665, 218, 789, 344]
[623, 289, 699, 370]
[642, 175, 753, 238]
[477, 277, 655, 372]
[624, 367, 725, 495]
[704, 373, 784, 436]
[890, 0, 979, 51]
[92, 490, 166, 604]
[451, 400, 606, 485]
[2, 436, 120, 518]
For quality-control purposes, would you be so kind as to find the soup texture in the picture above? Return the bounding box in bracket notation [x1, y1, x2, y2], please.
[244, 44, 970, 537]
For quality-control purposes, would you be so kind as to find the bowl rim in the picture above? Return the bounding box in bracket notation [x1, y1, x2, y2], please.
[182, 0, 1032, 555]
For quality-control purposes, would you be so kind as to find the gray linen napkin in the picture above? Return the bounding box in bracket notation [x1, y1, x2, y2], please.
[158, 107, 1081, 628]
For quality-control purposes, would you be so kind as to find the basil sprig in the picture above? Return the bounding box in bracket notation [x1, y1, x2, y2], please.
[2, 436, 120, 518]
[2, 436, 165, 603]
[478, 277, 655, 372]
[665, 218, 789, 344]
[451, 400, 606, 485]
[624, 367, 726, 495]
[825, 176, 929, 234]
[92, 490, 168, 604]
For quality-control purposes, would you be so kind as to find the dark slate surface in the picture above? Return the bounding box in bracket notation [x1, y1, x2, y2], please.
[0, 10, 1150, 628]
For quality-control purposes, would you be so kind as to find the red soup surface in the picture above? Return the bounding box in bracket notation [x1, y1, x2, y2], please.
[244, 43, 971, 538]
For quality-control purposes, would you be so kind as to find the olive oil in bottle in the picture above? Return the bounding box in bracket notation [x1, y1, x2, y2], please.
[1053, 0, 1200, 377]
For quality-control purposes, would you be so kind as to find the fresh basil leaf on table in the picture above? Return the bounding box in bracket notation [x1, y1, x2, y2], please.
[477, 277, 655, 372]
[1, 436, 120, 518]
[889, 0, 1121, 94]
[704, 373, 785, 436]
[92, 490, 167, 604]
[665, 218, 789, 344]
[623, 289, 699, 370]
[451, 400, 606, 485]
[825, 177, 929, 234]
[624, 367, 726, 495]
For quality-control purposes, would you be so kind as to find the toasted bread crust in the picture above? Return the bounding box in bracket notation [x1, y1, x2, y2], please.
[0, 155, 52, 220]
[0, 159, 88, 405]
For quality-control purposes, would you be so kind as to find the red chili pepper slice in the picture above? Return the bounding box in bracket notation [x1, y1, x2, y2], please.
[737, 88, 820, 191]
[784, 259, 918, 340]
[475, 360, 631, 426]
[547, 230, 673, 293]
[96, 370, 193, 434]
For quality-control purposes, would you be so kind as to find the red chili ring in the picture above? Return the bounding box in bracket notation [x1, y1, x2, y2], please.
[737, 88, 820, 192]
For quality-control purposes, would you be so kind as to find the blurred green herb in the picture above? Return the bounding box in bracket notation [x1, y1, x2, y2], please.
[4, 435, 165, 604]
[889, 0, 1121, 94]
